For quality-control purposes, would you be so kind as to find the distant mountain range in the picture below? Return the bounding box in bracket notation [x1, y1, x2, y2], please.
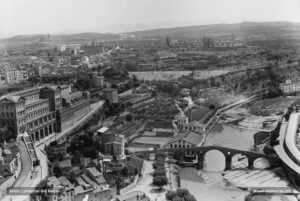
[127, 21, 300, 39]
[1, 21, 300, 50]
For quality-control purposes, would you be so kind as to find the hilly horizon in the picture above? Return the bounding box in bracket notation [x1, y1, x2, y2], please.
[1, 21, 300, 51]
[2, 21, 300, 40]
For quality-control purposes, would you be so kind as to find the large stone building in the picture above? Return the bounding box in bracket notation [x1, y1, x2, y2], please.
[0, 87, 57, 142]
[0, 85, 91, 143]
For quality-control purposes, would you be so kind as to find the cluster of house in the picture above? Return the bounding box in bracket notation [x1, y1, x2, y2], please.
[39, 166, 111, 201]
[0, 142, 21, 198]
[0, 85, 91, 144]
[36, 160, 147, 201]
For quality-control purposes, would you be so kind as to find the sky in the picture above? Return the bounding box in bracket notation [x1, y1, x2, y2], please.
[1, 0, 300, 38]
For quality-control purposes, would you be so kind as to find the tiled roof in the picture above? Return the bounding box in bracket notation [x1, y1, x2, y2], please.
[190, 106, 210, 121]
[58, 176, 74, 189]
[0, 95, 22, 103]
[166, 131, 203, 146]
[87, 167, 101, 178]
[59, 159, 72, 168]
[47, 176, 61, 187]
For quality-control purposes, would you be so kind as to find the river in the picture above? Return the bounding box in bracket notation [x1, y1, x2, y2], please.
[180, 124, 257, 201]
[203, 124, 257, 151]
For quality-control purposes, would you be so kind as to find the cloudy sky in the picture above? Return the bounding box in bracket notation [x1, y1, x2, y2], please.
[1, 0, 300, 37]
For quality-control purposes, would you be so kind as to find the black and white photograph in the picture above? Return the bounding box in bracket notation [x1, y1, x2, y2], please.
[1, 0, 300, 201]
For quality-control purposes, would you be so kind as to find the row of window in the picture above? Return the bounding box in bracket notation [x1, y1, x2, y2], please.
[0, 105, 14, 111]
[27, 113, 55, 129]
[169, 143, 191, 148]
[0, 119, 15, 126]
[17, 119, 25, 125]
[26, 107, 49, 120]
[26, 101, 48, 112]
[0, 112, 14, 118]
[17, 110, 26, 117]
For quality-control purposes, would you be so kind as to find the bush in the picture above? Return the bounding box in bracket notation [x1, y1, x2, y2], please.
[153, 169, 166, 177]
[152, 175, 168, 190]
[166, 188, 196, 201]
[153, 161, 165, 170]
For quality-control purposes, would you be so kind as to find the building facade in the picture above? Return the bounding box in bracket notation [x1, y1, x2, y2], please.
[4, 66, 29, 84]
[0, 85, 91, 143]
[279, 79, 300, 94]
[0, 87, 57, 142]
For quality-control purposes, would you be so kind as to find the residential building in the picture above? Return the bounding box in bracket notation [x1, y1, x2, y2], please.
[279, 79, 300, 94]
[74, 185, 112, 201]
[0, 142, 21, 199]
[4, 66, 29, 84]
[86, 167, 107, 186]
[99, 131, 125, 160]
[46, 176, 75, 201]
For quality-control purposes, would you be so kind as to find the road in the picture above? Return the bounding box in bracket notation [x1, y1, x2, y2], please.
[12, 137, 32, 187]
[126, 160, 175, 201]
[2, 137, 48, 201]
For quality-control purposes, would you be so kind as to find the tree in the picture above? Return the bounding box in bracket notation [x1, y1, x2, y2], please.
[177, 189, 189, 197]
[53, 166, 62, 177]
[125, 114, 133, 122]
[0, 126, 14, 143]
[152, 175, 168, 190]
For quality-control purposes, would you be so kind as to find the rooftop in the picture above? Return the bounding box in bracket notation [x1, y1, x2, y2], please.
[86, 167, 101, 178]
[167, 131, 204, 146]
[117, 191, 145, 201]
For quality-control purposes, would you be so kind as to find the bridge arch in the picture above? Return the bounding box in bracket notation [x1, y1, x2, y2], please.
[231, 154, 249, 169]
[253, 157, 271, 169]
[203, 149, 226, 172]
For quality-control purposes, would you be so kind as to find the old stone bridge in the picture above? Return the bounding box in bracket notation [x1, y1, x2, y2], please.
[134, 146, 282, 170]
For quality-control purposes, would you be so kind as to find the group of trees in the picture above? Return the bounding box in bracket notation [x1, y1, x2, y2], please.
[103, 67, 129, 80]
[165, 188, 197, 201]
[103, 100, 125, 116]
[155, 81, 180, 96]
[67, 131, 101, 161]
[152, 152, 168, 191]
[74, 74, 97, 91]
[0, 126, 14, 143]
